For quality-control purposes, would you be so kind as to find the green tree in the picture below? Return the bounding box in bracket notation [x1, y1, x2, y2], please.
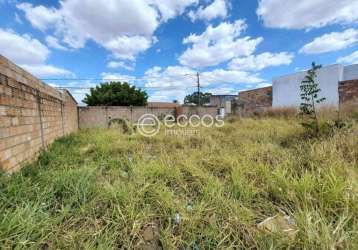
[83, 82, 148, 106]
[184, 92, 212, 105]
[299, 62, 326, 134]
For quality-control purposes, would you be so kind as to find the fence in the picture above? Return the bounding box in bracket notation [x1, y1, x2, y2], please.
[78, 105, 218, 129]
[0, 56, 78, 173]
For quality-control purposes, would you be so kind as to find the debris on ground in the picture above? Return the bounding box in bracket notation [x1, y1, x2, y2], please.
[138, 222, 162, 250]
[174, 212, 181, 225]
[119, 170, 129, 179]
[79, 144, 96, 154]
[257, 212, 297, 240]
[186, 202, 193, 212]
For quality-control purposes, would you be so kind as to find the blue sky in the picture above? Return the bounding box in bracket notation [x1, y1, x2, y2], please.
[1, 0, 358, 103]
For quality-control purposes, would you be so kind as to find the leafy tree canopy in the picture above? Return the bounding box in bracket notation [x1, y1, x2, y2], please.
[83, 82, 148, 106]
[184, 92, 212, 105]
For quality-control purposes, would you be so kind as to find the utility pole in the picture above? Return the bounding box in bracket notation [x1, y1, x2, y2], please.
[196, 72, 200, 106]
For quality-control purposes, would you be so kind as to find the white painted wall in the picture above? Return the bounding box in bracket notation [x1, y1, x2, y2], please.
[343, 64, 358, 81]
[273, 64, 346, 108]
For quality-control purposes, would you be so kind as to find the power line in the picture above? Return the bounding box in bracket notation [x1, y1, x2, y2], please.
[197, 72, 200, 106]
[40, 73, 198, 82]
[55, 85, 199, 90]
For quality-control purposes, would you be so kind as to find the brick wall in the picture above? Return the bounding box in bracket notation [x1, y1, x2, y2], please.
[0, 55, 78, 173]
[236, 87, 272, 114]
[339, 80, 358, 105]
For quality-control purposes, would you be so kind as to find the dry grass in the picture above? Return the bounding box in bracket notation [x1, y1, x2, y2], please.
[339, 101, 358, 120]
[0, 117, 357, 249]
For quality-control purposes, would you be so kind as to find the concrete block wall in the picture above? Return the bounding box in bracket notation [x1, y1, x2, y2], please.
[62, 90, 79, 134]
[78, 106, 219, 129]
[0, 55, 78, 173]
[78, 106, 176, 129]
[181, 106, 218, 118]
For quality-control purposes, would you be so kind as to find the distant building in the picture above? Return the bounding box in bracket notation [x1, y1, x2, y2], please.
[209, 95, 237, 108]
[209, 95, 237, 116]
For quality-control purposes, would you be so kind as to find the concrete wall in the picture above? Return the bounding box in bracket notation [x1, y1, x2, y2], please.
[0, 55, 78, 173]
[79, 106, 175, 129]
[343, 64, 358, 81]
[273, 64, 343, 108]
[79, 106, 219, 129]
[181, 106, 218, 117]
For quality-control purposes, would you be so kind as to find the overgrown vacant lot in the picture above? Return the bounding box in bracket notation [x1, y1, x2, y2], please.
[0, 118, 357, 249]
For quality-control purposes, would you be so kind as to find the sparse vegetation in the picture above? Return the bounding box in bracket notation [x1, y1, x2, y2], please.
[299, 62, 326, 135]
[184, 91, 212, 105]
[0, 116, 357, 249]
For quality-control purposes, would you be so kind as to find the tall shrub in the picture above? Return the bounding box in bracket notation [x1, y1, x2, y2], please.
[83, 82, 148, 106]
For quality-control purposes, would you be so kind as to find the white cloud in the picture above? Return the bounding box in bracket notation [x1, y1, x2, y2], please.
[17, 0, 159, 59]
[0, 28, 72, 78]
[204, 86, 237, 95]
[103, 36, 155, 61]
[179, 20, 263, 68]
[188, 0, 229, 22]
[228, 52, 294, 71]
[21, 65, 73, 78]
[200, 69, 263, 85]
[148, 0, 198, 21]
[255, 82, 272, 88]
[145, 65, 196, 89]
[17, 0, 198, 61]
[144, 65, 264, 101]
[257, 0, 358, 29]
[299, 29, 358, 54]
[337, 51, 358, 64]
[101, 72, 137, 83]
[0, 28, 49, 65]
[142, 65, 199, 100]
[149, 89, 187, 102]
[50, 80, 96, 104]
[14, 13, 23, 24]
[45, 36, 69, 51]
[107, 61, 134, 71]
[144, 65, 263, 88]
[17, 3, 62, 31]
